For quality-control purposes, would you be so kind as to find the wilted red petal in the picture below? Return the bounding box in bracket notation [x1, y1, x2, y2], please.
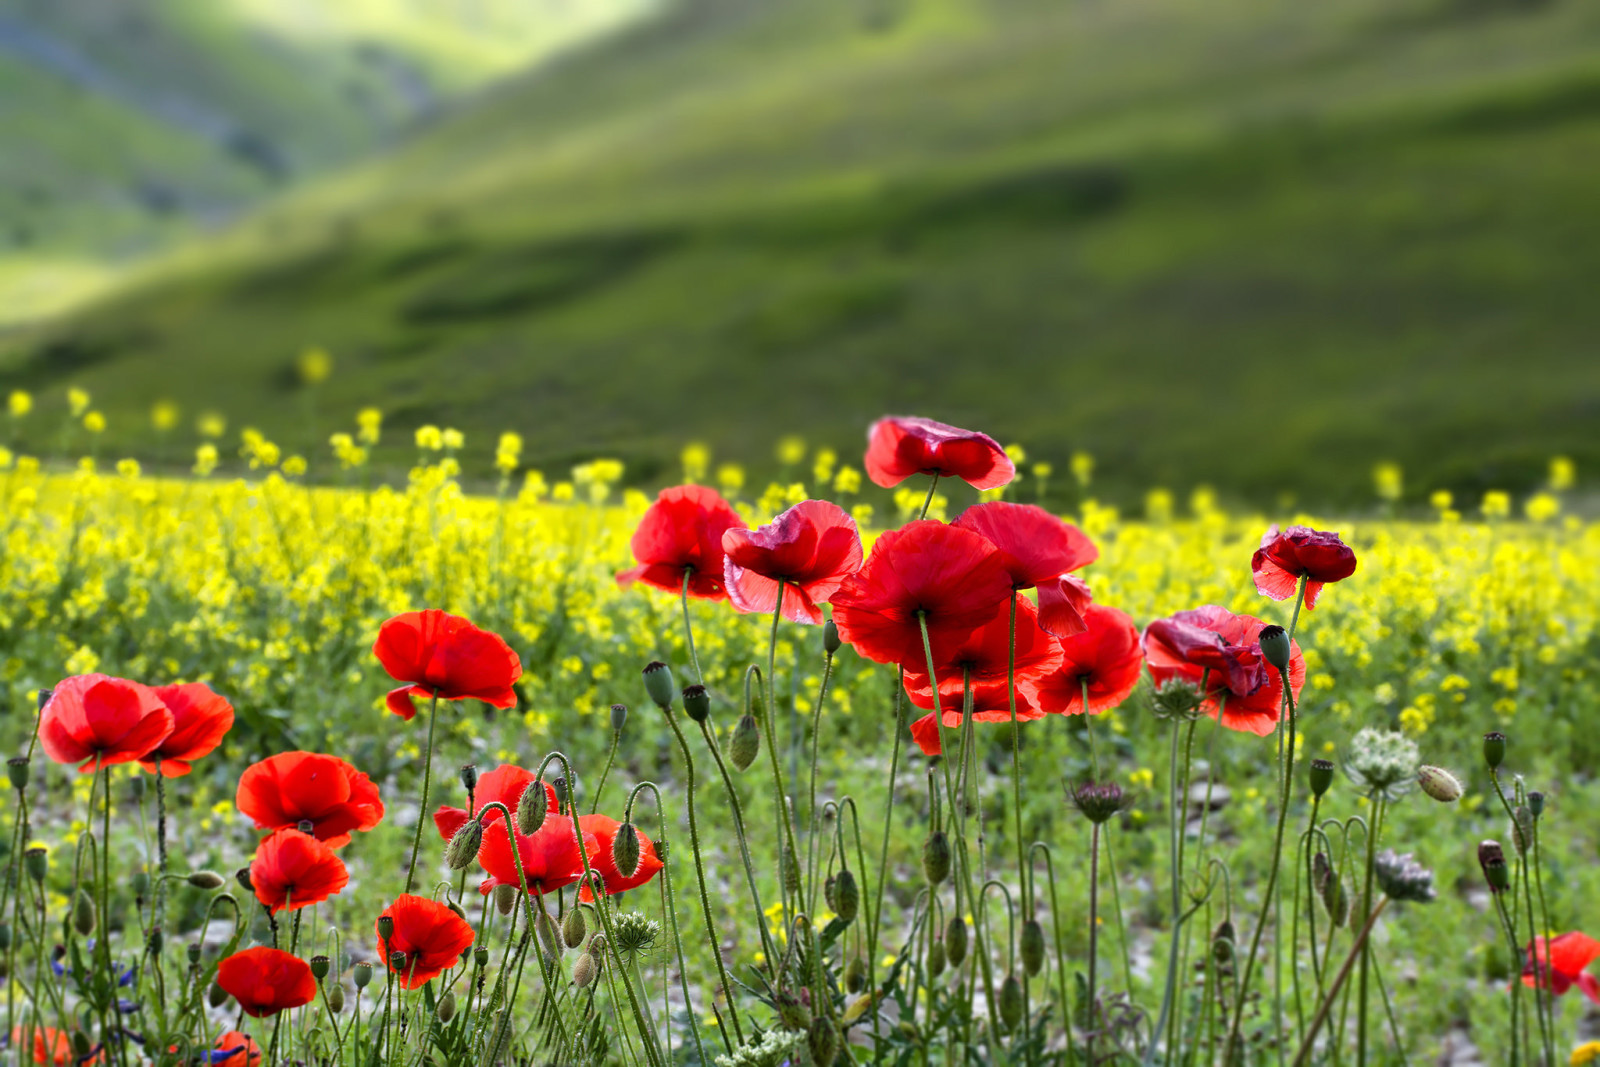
[864, 416, 1014, 491]
[1037, 575, 1093, 637]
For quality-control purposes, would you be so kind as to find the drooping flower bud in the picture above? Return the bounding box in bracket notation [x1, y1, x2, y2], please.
[807, 1015, 839, 1067]
[1314, 852, 1349, 926]
[437, 990, 457, 1023]
[1483, 731, 1507, 770]
[1212, 920, 1235, 962]
[573, 952, 599, 989]
[183, 869, 224, 890]
[922, 831, 951, 886]
[1417, 766, 1463, 804]
[682, 684, 711, 723]
[7, 757, 29, 791]
[446, 820, 485, 870]
[517, 782, 548, 834]
[1478, 840, 1510, 893]
[783, 845, 802, 896]
[208, 980, 231, 1008]
[945, 915, 969, 967]
[563, 906, 588, 949]
[186, 941, 202, 966]
[1020, 919, 1045, 977]
[73, 890, 97, 936]
[459, 764, 478, 793]
[612, 822, 642, 878]
[536, 912, 562, 963]
[328, 983, 346, 1013]
[833, 869, 859, 924]
[448, 901, 467, 921]
[642, 661, 676, 709]
[353, 961, 374, 989]
[926, 938, 947, 979]
[493, 883, 518, 916]
[234, 867, 253, 893]
[1308, 758, 1335, 799]
[1257, 624, 1292, 672]
[610, 703, 628, 732]
[311, 955, 330, 980]
[845, 956, 866, 993]
[71, 1033, 91, 1059]
[823, 620, 841, 655]
[729, 714, 761, 772]
[132, 872, 150, 899]
[999, 974, 1024, 1031]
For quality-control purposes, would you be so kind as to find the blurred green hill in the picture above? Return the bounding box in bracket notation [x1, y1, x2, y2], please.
[3, 0, 1599, 506]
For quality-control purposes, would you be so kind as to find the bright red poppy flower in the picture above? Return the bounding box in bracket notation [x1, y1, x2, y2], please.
[954, 501, 1099, 637]
[617, 485, 747, 600]
[250, 828, 350, 914]
[1029, 605, 1144, 716]
[374, 609, 522, 720]
[576, 814, 664, 901]
[236, 752, 385, 848]
[1037, 574, 1094, 638]
[1522, 932, 1600, 1002]
[140, 682, 234, 776]
[902, 596, 1061, 714]
[37, 674, 174, 775]
[722, 500, 863, 624]
[1251, 525, 1358, 610]
[477, 818, 596, 896]
[213, 1031, 262, 1067]
[906, 709, 1041, 757]
[1142, 606, 1305, 736]
[832, 521, 1013, 669]
[216, 947, 317, 1017]
[376, 893, 475, 989]
[433, 764, 558, 841]
[864, 416, 1014, 491]
[9, 1026, 99, 1066]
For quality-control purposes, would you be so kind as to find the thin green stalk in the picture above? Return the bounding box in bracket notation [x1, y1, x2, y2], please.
[404, 693, 442, 894]
[1531, 816, 1557, 1067]
[696, 717, 780, 968]
[1291, 896, 1391, 1067]
[679, 569, 703, 684]
[763, 581, 802, 917]
[918, 474, 940, 521]
[588, 728, 622, 815]
[1355, 796, 1385, 1067]
[804, 644, 838, 919]
[1087, 820, 1103, 1064]
[867, 673, 906, 1035]
[1493, 891, 1522, 1067]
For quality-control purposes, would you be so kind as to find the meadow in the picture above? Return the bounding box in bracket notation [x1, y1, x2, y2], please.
[0, 398, 1596, 1064]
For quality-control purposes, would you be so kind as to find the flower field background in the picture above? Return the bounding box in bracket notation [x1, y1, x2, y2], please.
[1, 409, 1597, 1064]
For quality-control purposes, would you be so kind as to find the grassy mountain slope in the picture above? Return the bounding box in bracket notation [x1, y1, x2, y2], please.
[4, 0, 1600, 505]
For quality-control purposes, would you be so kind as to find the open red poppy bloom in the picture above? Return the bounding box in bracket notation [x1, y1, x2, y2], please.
[140, 682, 234, 776]
[576, 814, 664, 901]
[376, 893, 475, 989]
[250, 828, 350, 913]
[213, 1031, 262, 1067]
[433, 764, 557, 841]
[902, 596, 1061, 715]
[832, 521, 1013, 669]
[236, 751, 385, 847]
[38, 674, 174, 774]
[1037, 575, 1094, 638]
[617, 485, 747, 600]
[1251, 525, 1358, 610]
[1029, 605, 1144, 716]
[722, 499, 863, 624]
[1522, 932, 1600, 1002]
[477, 817, 596, 896]
[954, 501, 1099, 636]
[9, 1026, 99, 1065]
[1143, 606, 1305, 736]
[864, 416, 1014, 491]
[216, 947, 317, 1017]
[374, 609, 522, 719]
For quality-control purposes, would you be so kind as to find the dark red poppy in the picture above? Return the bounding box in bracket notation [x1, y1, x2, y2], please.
[216, 947, 317, 1017]
[376, 894, 475, 989]
[1143, 606, 1305, 736]
[722, 500, 863, 624]
[236, 752, 385, 847]
[902, 596, 1061, 715]
[1251, 525, 1358, 610]
[864, 416, 1014, 491]
[477, 818, 596, 896]
[374, 609, 522, 720]
[433, 764, 557, 841]
[617, 485, 747, 600]
[832, 521, 1013, 669]
[140, 682, 233, 776]
[1028, 604, 1144, 716]
[250, 828, 349, 914]
[213, 1031, 262, 1067]
[576, 814, 664, 901]
[37, 674, 174, 774]
[1522, 932, 1600, 1003]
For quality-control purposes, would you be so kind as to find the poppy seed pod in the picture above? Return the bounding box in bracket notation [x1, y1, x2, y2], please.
[612, 822, 642, 878]
[186, 870, 226, 890]
[437, 990, 457, 1023]
[563, 907, 587, 949]
[807, 1015, 840, 1067]
[377, 915, 394, 942]
[1308, 758, 1335, 798]
[517, 782, 548, 834]
[1528, 790, 1545, 817]
[1478, 840, 1510, 893]
[459, 764, 478, 793]
[729, 714, 761, 772]
[573, 951, 600, 989]
[945, 915, 969, 967]
[845, 956, 867, 993]
[493, 883, 518, 916]
[551, 777, 569, 810]
[7, 757, 29, 791]
[72, 889, 96, 936]
[1483, 731, 1507, 770]
[208, 980, 231, 1008]
[474, 946, 489, 969]
[642, 661, 676, 709]
[297, 819, 315, 835]
[1072, 781, 1125, 824]
[1020, 919, 1046, 977]
[388, 949, 409, 972]
[1417, 765, 1463, 804]
[1257, 624, 1292, 672]
[352, 961, 373, 989]
[23, 847, 46, 883]
[682, 684, 711, 722]
[310, 955, 330, 980]
[927, 938, 947, 979]
[445, 820, 484, 870]
[999, 974, 1024, 1031]
[823, 620, 841, 655]
[834, 869, 860, 924]
[328, 983, 346, 1013]
[922, 831, 951, 886]
[610, 703, 628, 733]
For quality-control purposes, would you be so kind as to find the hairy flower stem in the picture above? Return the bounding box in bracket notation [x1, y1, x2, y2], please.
[1087, 820, 1103, 1064]
[1031, 843, 1078, 1064]
[1493, 891, 1523, 1067]
[868, 674, 906, 1034]
[1291, 896, 1391, 1067]
[1003, 592, 1034, 1064]
[1531, 816, 1557, 1067]
[403, 693, 441, 894]
[918, 474, 940, 521]
[803, 647, 837, 918]
[589, 728, 622, 815]
[764, 581, 802, 917]
[679, 570, 704, 684]
[696, 718, 779, 968]
[1155, 715, 1196, 1065]
[1355, 796, 1385, 1067]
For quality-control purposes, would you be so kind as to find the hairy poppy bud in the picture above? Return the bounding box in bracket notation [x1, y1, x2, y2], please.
[610, 703, 628, 732]
[311, 955, 330, 980]
[845, 956, 866, 993]
[999, 974, 1024, 1031]
[1511, 806, 1533, 856]
[187, 870, 225, 890]
[1308, 758, 1335, 799]
[132, 872, 151, 899]
[329, 982, 346, 1013]
[517, 782, 548, 834]
[459, 764, 478, 793]
[945, 916, 969, 967]
[7, 757, 29, 791]
[573, 952, 600, 989]
[234, 867, 253, 893]
[563, 907, 587, 949]
[642, 661, 676, 709]
[729, 714, 761, 772]
[72, 890, 96, 936]
[612, 823, 642, 878]
[808, 1016, 840, 1067]
[446, 820, 484, 870]
[551, 777, 569, 810]
[353, 961, 374, 989]
[536, 912, 562, 962]
[208, 980, 230, 1008]
[1213, 920, 1235, 963]
[927, 938, 947, 979]
[833, 869, 859, 924]
[1257, 624, 1292, 672]
[70, 1032, 91, 1058]
[1483, 731, 1507, 770]
[823, 620, 841, 655]
[448, 901, 467, 922]
[682, 684, 711, 723]
[1314, 853, 1349, 926]
[774, 989, 811, 1031]
[148, 926, 164, 955]
[1417, 766, 1463, 804]
[1478, 840, 1510, 893]
[784, 846, 802, 896]
[922, 831, 951, 886]
[437, 990, 457, 1023]
[1528, 791, 1545, 817]
[186, 942, 201, 965]
[493, 883, 518, 916]
[1020, 919, 1045, 977]
[654, 839, 669, 863]
[23, 847, 46, 883]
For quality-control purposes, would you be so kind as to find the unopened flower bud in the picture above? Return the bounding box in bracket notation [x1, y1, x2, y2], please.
[72, 890, 97, 936]
[999, 974, 1024, 1031]
[642, 661, 676, 709]
[1020, 919, 1045, 977]
[353, 961, 373, 989]
[654, 839, 669, 863]
[1308, 758, 1335, 799]
[945, 915, 969, 967]
[437, 990, 457, 1022]
[186, 942, 201, 965]
[1074, 781, 1125, 824]
[807, 1016, 839, 1067]
[459, 764, 478, 793]
[573, 952, 600, 989]
[775, 990, 811, 1031]
[610, 704, 628, 732]
[611, 823, 641, 879]
[377, 916, 395, 942]
[129, 776, 146, 801]
[784, 846, 801, 896]
[24, 847, 46, 883]
[1511, 806, 1533, 856]
[833, 869, 859, 924]
[1213, 920, 1235, 962]
[824, 873, 838, 912]
[1478, 840, 1510, 893]
[311, 955, 330, 980]
[517, 782, 548, 834]
[7, 757, 30, 791]
[729, 714, 761, 772]
[682, 684, 711, 723]
[328, 983, 346, 1013]
[148, 926, 164, 954]
[823, 620, 841, 655]
[0, 922, 18, 950]
[1417, 766, 1463, 804]
[1257, 624, 1292, 672]
[71, 1032, 91, 1058]
[926, 938, 947, 979]
[234, 867, 253, 893]
[536, 912, 562, 962]
[208, 980, 230, 1008]
[1483, 731, 1507, 770]
[1527, 791, 1545, 817]
[845, 956, 866, 993]
[1314, 852, 1349, 926]
[493, 883, 518, 916]
[922, 831, 951, 886]
[563, 907, 587, 949]
[132, 872, 150, 899]
[448, 901, 467, 921]
[446, 820, 484, 870]
[187, 870, 226, 890]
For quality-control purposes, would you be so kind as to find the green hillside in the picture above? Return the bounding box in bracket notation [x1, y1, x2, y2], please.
[4, 0, 1600, 506]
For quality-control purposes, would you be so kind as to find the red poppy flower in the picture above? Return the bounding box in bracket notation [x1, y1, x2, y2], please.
[1037, 574, 1094, 638]
[576, 814, 664, 901]
[8, 1027, 99, 1066]
[213, 1031, 262, 1067]
[216, 947, 317, 1017]
[433, 764, 557, 841]
[1522, 932, 1600, 1002]
[902, 596, 1061, 714]
[1029, 605, 1144, 716]
[139, 682, 234, 776]
[832, 521, 1013, 668]
[236, 752, 385, 847]
[864, 416, 1014, 491]
[477, 817, 596, 896]
[250, 828, 350, 914]
[376, 893, 475, 989]
[617, 485, 747, 600]
[722, 500, 863, 624]
[1142, 606, 1305, 736]
[374, 609, 522, 720]
[905, 708, 1042, 757]
[37, 674, 174, 774]
[1251, 526, 1358, 610]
